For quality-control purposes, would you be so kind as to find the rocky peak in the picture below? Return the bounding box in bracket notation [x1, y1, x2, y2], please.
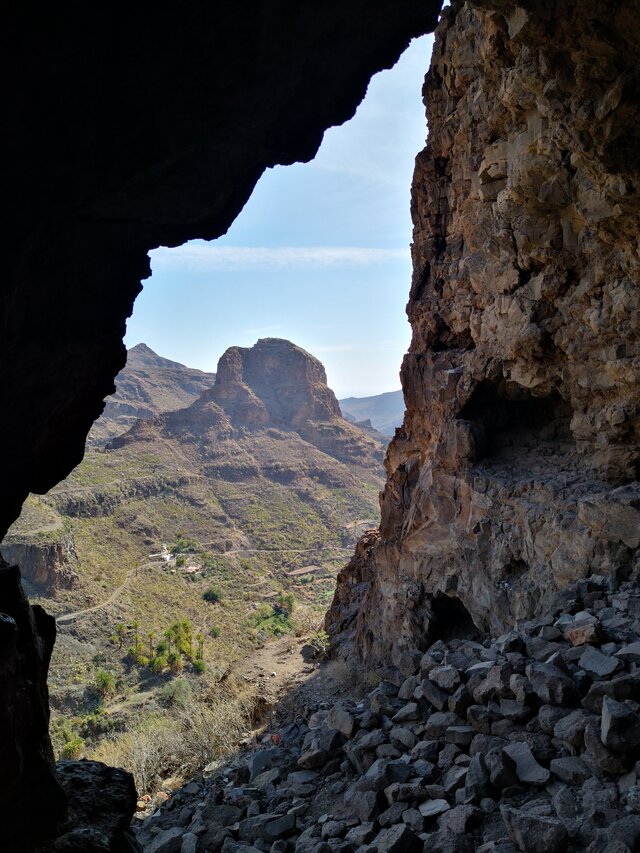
[125, 342, 191, 372]
[207, 338, 342, 430]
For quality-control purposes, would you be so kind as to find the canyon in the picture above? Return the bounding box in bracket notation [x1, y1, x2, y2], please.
[2, 0, 639, 850]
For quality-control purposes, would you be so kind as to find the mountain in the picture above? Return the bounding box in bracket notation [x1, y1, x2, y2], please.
[4, 338, 385, 763]
[87, 343, 216, 446]
[339, 389, 404, 436]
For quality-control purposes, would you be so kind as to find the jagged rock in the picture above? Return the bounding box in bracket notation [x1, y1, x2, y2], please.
[601, 697, 640, 752]
[526, 664, 579, 707]
[579, 647, 619, 678]
[501, 807, 569, 853]
[503, 743, 550, 786]
[549, 757, 591, 785]
[373, 823, 423, 853]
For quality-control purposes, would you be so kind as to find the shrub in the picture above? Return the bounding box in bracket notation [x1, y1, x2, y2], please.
[203, 585, 223, 604]
[93, 668, 116, 699]
[168, 651, 184, 674]
[307, 629, 331, 659]
[60, 735, 84, 760]
[209, 626, 221, 639]
[90, 687, 257, 795]
[175, 555, 186, 568]
[161, 678, 193, 709]
[149, 655, 167, 674]
[192, 659, 207, 674]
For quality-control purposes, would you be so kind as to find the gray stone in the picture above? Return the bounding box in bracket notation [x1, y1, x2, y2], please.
[398, 676, 420, 700]
[378, 801, 408, 827]
[501, 806, 568, 853]
[579, 646, 619, 678]
[419, 799, 451, 819]
[601, 697, 640, 752]
[584, 722, 632, 775]
[250, 748, 279, 780]
[439, 804, 481, 835]
[389, 726, 417, 750]
[392, 702, 420, 722]
[442, 764, 467, 793]
[418, 678, 449, 711]
[344, 822, 376, 846]
[145, 828, 185, 853]
[373, 823, 423, 853]
[538, 705, 572, 735]
[180, 833, 198, 853]
[425, 712, 462, 738]
[326, 706, 355, 738]
[237, 813, 296, 843]
[464, 753, 491, 803]
[364, 758, 412, 792]
[503, 742, 550, 786]
[553, 709, 591, 747]
[615, 642, 640, 663]
[430, 665, 462, 691]
[549, 757, 592, 785]
[445, 725, 475, 747]
[526, 663, 579, 707]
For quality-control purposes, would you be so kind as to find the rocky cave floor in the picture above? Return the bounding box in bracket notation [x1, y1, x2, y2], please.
[124, 571, 640, 853]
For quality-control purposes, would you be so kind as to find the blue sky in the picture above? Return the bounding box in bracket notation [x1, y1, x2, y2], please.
[125, 34, 434, 398]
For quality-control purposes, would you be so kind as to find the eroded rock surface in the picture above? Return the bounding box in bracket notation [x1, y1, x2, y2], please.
[0, 540, 78, 592]
[328, 0, 640, 665]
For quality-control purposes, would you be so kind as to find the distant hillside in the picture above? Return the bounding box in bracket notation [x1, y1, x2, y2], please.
[4, 338, 385, 765]
[339, 389, 404, 436]
[87, 343, 216, 446]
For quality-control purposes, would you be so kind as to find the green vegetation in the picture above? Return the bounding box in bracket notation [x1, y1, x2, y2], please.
[161, 677, 193, 708]
[248, 593, 297, 642]
[60, 733, 85, 760]
[307, 629, 331, 659]
[93, 668, 116, 699]
[203, 585, 223, 604]
[170, 533, 200, 554]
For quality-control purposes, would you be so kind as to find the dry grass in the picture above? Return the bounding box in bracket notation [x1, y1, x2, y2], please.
[90, 676, 259, 794]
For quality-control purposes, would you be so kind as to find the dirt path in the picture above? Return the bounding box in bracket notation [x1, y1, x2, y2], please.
[55, 564, 148, 625]
[229, 634, 353, 728]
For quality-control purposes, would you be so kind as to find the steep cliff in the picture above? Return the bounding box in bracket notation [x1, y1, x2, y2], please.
[328, 0, 640, 664]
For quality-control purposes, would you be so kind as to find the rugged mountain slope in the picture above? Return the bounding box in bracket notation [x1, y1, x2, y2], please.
[7, 339, 385, 767]
[87, 343, 215, 447]
[328, 0, 640, 666]
[340, 389, 405, 436]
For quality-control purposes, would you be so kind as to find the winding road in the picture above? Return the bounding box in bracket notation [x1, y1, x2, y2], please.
[55, 564, 145, 625]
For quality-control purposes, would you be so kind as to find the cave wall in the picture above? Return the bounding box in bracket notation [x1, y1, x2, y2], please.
[2, 2, 441, 847]
[327, 0, 640, 664]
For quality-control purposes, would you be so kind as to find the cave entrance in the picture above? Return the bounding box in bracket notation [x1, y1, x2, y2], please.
[459, 379, 574, 462]
[428, 593, 481, 643]
[4, 33, 438, 811]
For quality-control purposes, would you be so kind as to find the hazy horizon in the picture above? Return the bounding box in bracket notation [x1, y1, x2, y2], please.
[125, 34, 434, 398]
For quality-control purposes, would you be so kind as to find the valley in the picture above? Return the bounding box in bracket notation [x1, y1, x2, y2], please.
[2, 339, 387, 788]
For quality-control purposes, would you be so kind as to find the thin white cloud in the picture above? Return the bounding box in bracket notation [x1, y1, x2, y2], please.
[150, 244, 407, 272]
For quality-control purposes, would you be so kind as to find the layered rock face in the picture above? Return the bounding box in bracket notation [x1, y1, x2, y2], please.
[328, 0, 640, 664]
[207, 338, 342, 430]
[0, 540, 78, 592]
